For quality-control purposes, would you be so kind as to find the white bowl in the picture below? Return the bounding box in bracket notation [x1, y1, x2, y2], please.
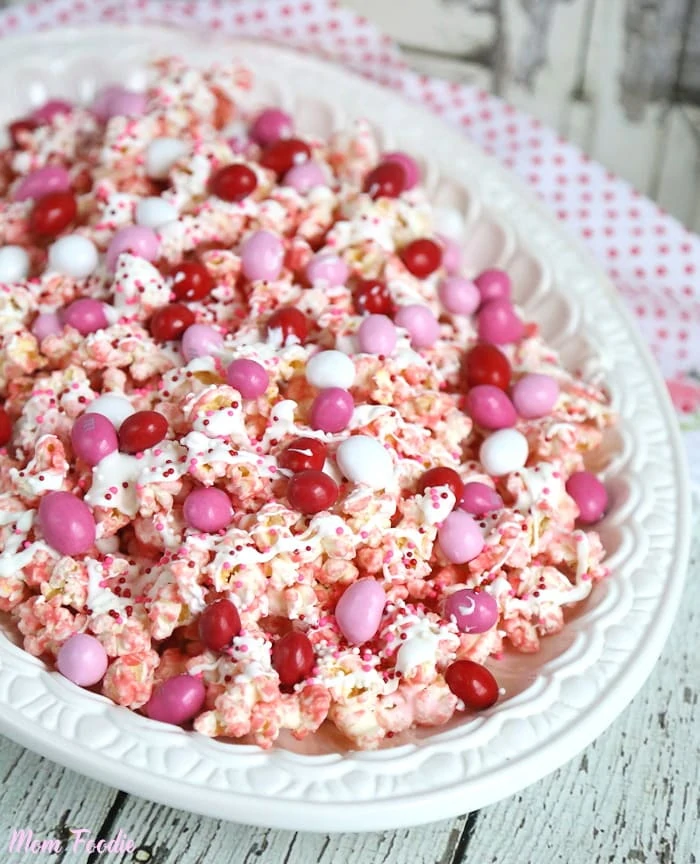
[0, 26, 691, 833]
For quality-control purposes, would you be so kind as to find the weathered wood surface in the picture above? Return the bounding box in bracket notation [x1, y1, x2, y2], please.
[1, 521, 697, 863]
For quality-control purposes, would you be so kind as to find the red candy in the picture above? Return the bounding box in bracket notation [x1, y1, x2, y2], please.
[171, 261, 214, 302]
[29, 191, 77, 237]
[271, 630, 315, 686]
[0, 406, 12, 447]
[287, 470, 338, 514]
[149, 303, 195, 341]
[417, 466, 463, 502]
[464, 343, 511, 391]
[118, 410, 168, 454]
[363, 161, 406, 199]
[199, 598, 241, 652]
[445, 660, 499, 710]
[267, 306, 309, 346]
[278, 437, 327, 473]
[400, 238, 442, 278]
[209, 163, 257, 202]
[353, 279, 394, 316]
[259, 138, 311, 177]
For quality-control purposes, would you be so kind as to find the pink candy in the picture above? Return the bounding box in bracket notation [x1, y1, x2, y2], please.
[437, 234, 462, 275]
[512, 373, 560, 419]
[14, 166, 71, 202]
[335, 578, 386, 644]
[38, 491, 96, 556]
[438, 511, 484, 564]
[181, 324, 224, 362]
[183, 487, 234, 533]
[475, 268, 512, 303]
[477, 298, 524, 345]
[305, 252, 348, 287]
[382, 151, 420, 190]
[283, 161, 325, 193]
[240, 230, 284, 282]
[249, 108, 293, 146]
[145, 674, 206, 726]
[57, 633, 108, 687]
[459, 482, 503, 516]
[92, 86, 147, 121]
[61, 298, 108, 336]
[226, 358, 269, 399]
[31, 99, 73, 124]
[105, 225, 160, 272]
[438, 276, 480, 315]
[394, 304, 440, 349]
[31, 312, 63, 342]
[357, 314, 397, 355]
[566, 471, 608, 524]
[71, 412, 118, 466]
[310, 387, 354, 433]
[444, 588, 498, 634]
[466, 385, 517, 429]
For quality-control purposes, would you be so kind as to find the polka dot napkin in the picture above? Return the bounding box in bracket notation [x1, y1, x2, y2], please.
[1, 0, 697, 489]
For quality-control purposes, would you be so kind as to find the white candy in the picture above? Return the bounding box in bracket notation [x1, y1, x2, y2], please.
[136, 196, 179, 229]
[479, 428, 529, 476]
[47, 235, 99, 279]
[85, 394, 135, 430]
[336, 436, 394, 489]
[145, 138, 188, 180]
[306, 350, 355, 390]
[433, 206, 465, 241]
[0, 245, 30, 282]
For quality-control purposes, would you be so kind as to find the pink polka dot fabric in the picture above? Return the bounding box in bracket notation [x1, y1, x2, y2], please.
[1, 0, 698, 484]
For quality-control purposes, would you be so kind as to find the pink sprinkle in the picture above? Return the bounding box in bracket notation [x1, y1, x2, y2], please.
[360, 531, 368, 539]
[136, 452, 144, 460]
[205, 410, 214, 417]
[581, 573, 591, 581]
[36, 415, 45, 424]
[104, 556, 114, 566]
[239, 644, 249, 653]
[552, 471, 560, 478]
[99, 580, 108, 588]
[71, 383, 80, 390]
[109, 486, 118, 494]
[335, 527, 343, 536]
[156, 523, 164, 531]
[234, 580, 243, 588]
[153, 449, 162, 457]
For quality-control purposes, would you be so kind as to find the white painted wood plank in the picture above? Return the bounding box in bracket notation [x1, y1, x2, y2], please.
[464, 522, 700, 864]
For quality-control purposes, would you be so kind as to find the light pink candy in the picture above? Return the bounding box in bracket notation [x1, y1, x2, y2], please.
[14, 166, 71, 202]
[437, 234, 462, 275]
[105, 225, 160, 272]
[438, 510, 484, 564]
[57, 633, 108, 687]
[335, 578, 386, 644]
[181, 324, 224, 362]
[305, 252, 348, 286]
[438, 276, 480, 315]
[466, 385, 517, 430]
[31, 312, 63, 342]
[395, 304, 440, 349]
[240, 230, 284, 282]
[357, 314, 397, 355]
[512, 373, 560, 419]
[283, 161, 325, 193]
[477, 299, 524, 345]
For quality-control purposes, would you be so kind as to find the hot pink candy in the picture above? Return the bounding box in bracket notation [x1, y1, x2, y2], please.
[438, 510, 484, 564]
[310, 387, 354, 433]
[444, 588, 498, 634]
[249, 108, 293, 146]
[475, 268, 512, 303]
[61, 298, 108, 336]
[283, 161, 325, 193]
[31, 312, 63, 342]
[566, 471, 608, 524]
[394, 304, 440, 349]
[14, 165, 71, 202]
[226, 358, 269, 399]
[438, 276, 480, 315]
[357, 314, 397, 355]
[335, 578, 386, 644]
[57, 633, 108, 687]
[71, 412, 118, 466]
[31, 99, 73, 124]
[240, 230, 284, 282]
[466, 385, 517, 430]
[183, 487, 234, 533]
[38, 491, 96, 556]
[145, 675, 206, 726]
[305, 252, 348, 287]
[181, 324, 224, 362]
[512, 373, 560, 419]
[477, 298, 524, 345]
[382, 151, 420, 190]
[459, 482, 503, 516]
[105, 225, 160, 272]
